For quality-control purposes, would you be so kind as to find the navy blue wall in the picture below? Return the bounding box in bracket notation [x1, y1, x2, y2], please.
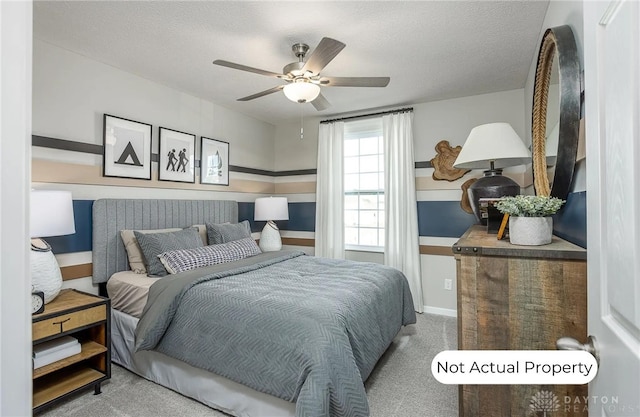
[49, 193, 587, 254]
[238, 202, 316, 233]
[553, 191, 587, 248]
[241, 201, 475, 238]
[417, 201, 477, 238]
[46, 200, 93, 254]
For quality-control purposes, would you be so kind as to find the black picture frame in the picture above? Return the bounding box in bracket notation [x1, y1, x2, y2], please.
[102, 114, 152, 180]
[158, 127, 196, 183]
[200, 137, 229, 186]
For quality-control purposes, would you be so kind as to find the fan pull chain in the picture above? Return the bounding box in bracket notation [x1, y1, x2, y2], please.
[300, 105, 304, 140]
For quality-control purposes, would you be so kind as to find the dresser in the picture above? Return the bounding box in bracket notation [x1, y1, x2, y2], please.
[453, 225, 587, 417]
[32, 289, 111, 413]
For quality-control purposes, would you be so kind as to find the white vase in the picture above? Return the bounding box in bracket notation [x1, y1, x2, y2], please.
[509, 216, 553, 246]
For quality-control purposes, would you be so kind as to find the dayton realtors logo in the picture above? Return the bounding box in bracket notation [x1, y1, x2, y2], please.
[530, 390, 560, 416]
[528, 392, 637, 415]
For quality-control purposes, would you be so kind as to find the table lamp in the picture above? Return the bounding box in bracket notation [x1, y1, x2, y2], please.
[30, 190, 76, 303]
[453, 123, 531, 224]
[254, 196, 289, 252]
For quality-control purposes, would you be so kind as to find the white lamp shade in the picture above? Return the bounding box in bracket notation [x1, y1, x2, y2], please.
[453, 122, 531, 169]
[283, 82, 321, 103]
[31, 190, 76, 238]
[254, 197, 289, 221]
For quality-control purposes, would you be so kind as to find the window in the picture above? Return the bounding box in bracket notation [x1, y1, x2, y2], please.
[344, 118, 384, 249]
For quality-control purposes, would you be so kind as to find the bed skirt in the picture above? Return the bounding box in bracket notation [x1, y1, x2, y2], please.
[111, 309, 296, 417]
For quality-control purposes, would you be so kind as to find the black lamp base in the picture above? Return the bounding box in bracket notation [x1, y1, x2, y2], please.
[468, 169, 520, 225]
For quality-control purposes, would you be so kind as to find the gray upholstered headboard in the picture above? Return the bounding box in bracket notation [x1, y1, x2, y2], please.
[92, 199, 238, 284]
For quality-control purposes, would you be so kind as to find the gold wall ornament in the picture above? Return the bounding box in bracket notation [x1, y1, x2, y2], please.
[430, 140, 470, 181]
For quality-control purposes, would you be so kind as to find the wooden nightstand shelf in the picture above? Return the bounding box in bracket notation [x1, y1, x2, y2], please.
[453, 225, 587, 417]
[32, 289, 111, 413]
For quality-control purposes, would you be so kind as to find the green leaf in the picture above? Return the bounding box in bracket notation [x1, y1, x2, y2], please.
[495, 195, 565, 217]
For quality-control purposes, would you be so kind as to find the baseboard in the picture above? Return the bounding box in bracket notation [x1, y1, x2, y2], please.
[423, 306, 457, 317]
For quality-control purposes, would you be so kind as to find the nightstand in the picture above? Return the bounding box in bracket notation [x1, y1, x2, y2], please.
[32, 289, 111, 413]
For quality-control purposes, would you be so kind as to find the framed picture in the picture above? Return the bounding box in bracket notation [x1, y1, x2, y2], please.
[200, 137, 229, 186]
[159, 127, 196, 183]
[103, 114, 152, 180]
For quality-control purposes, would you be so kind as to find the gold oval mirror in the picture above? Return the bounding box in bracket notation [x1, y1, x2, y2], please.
[532, 25, 581, 199]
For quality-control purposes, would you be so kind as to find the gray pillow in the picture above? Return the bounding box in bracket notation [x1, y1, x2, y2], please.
[120, 228, 182, 274]
[206, 220, 251, 244]
[134, 227, 203, 276]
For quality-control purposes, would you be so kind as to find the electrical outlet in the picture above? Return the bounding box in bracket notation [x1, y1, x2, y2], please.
[444, 279, 453, 291]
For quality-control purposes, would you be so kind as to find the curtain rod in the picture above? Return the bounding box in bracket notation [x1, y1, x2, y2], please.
[320, 107, 413, 124]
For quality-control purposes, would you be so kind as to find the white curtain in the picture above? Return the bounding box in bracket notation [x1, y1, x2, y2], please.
[383, 112, 424, 313]
[315, 121, 345, 259]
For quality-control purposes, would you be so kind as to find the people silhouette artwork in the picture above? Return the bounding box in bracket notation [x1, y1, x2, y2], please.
[176, 148, 189, 172]
[166, 149, 178, 171]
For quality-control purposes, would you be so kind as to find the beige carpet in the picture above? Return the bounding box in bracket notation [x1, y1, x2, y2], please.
[38, 313, 457, 417]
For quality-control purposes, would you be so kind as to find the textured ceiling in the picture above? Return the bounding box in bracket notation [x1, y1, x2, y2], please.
[33, 1, 549, 125]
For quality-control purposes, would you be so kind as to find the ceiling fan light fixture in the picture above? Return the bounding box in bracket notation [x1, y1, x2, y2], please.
[213, 37, 389, 111]
[283, 81, 321, 103]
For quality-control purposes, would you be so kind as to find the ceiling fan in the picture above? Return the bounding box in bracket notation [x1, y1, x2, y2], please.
[212, 37, 390, 111]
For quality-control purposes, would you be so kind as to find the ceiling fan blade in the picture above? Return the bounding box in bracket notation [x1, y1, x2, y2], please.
[321, 76, 390, 87]
[213, 60, 283, 78]
[238, 85, 284, 101]
[302, 37, 346, 75]
[311, 92, 331, 111]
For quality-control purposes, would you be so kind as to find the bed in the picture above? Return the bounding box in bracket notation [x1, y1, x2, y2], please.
[93, 199, 416, 417]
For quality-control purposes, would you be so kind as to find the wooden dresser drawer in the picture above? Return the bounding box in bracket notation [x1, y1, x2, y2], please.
[33, 305, 106, 342]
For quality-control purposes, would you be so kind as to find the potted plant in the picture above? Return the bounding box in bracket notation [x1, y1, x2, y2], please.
[495, 195, 565, 245]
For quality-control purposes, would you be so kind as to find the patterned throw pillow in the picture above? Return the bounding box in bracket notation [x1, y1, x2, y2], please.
[134, 227, 203, 277]
[206, 220, 252, 244]
[158, 237, 261, 274]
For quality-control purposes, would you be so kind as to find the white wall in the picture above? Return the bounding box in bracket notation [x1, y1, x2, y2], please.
[413, 89, 527, 156]
[32, 40, 278, 295]
[524, 1, 585, 192]
[274, 116, 322, 170]
[275, 89, 526, 170]
[33, 40, 276, 171]
[0, 1, 33, 415]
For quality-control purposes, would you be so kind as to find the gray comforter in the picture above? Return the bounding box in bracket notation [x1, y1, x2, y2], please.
[135, 250, 416, 417]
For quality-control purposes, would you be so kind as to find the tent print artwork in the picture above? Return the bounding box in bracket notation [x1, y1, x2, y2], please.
[102, 114, 152, 180]
[115, 142, 142, 166]
[113, 127, 144, 167]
